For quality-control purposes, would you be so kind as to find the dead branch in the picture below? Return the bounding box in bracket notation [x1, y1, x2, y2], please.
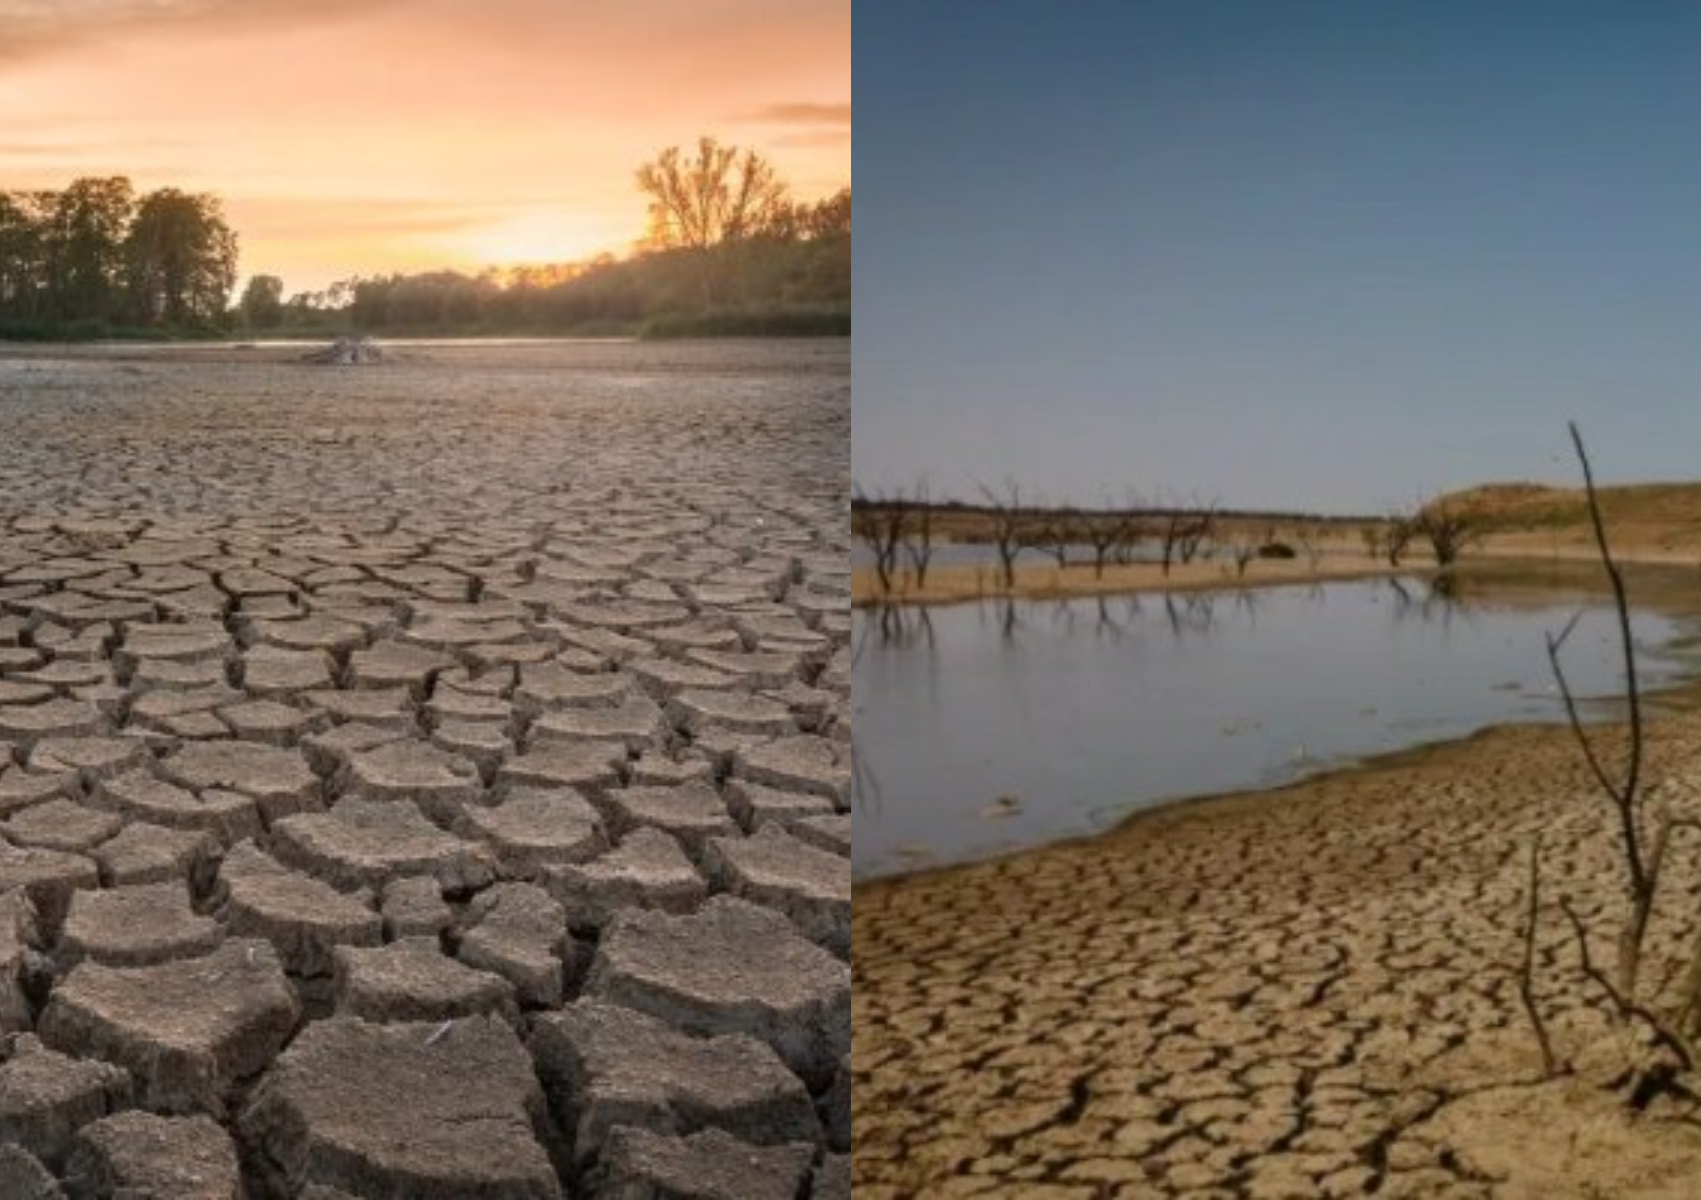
[1560, 897, 1694, 1074]
[1520, 837, 1558, 1079]
[1546, 423, 1650, 996]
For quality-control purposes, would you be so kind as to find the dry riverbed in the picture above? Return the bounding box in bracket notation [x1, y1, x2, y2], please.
[855, 707, 1701, 1198]
[0, 341, 850, 1198]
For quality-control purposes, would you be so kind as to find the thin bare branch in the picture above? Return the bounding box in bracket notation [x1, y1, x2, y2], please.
[1519, 837, 1558, 1079]
[1545, 628, 1626, 809]
[1569, 420, 1646, 888]
[1560, 897, 1694, 1073]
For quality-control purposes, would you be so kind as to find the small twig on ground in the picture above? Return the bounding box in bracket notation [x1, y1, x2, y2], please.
[1520, 836, 1559, 1079]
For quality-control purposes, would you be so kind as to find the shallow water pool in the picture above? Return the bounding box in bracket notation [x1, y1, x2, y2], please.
[853, 576, 1697, 879]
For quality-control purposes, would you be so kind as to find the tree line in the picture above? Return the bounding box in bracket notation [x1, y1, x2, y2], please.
[853, 483, 1487, 595]
[2, 138, 848, 341]
[243, 137, 849, 338]
[0, 178, 236, 337]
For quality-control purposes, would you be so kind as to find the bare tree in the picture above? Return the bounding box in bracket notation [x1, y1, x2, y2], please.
[1176, 499, 1218, 566]
[1032, 516, 1078, 571]
[1158, 498, 1216, 576]
[851, 487, 909, 596]
[1178, 521, 1213, 565]
[635, 137, 791, 305]
[1525, 422, 1701, 1105]
[1384, 512, 1417, 567]
[1228, 539, 1258, 579]
[1413, 498, 1482, 570]
[1083, 510, 1136, 579]
[902, 481, 936, 592]
[1293, 526, 1326, 572]
[976, 480, 1026, 590]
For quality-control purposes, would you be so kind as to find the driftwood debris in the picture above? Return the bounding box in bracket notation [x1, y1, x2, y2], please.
[302, 337, 384, 366]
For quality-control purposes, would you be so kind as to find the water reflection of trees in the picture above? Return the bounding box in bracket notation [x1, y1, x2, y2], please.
[867, 603, 936, 648]
[1092, 595, 1142, 641]
[968, 598, 1023, 642]
[1230, 588, 1262, 629]
[1163, 591, 1220, 639]
[1381, 574, 1479, 631]
[861, 577, 1511, 658]
[850, 728, 883, 817]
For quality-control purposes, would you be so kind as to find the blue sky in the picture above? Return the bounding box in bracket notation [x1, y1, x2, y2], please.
[854, 3, 1701, 513]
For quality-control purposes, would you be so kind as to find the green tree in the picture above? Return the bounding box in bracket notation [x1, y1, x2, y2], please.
[635, 137, 791, 306]
[125, 189, 238, 327]
[0, 192, 50, 323]
[239, 274, 284, 329]
[43, 177, 134, 323]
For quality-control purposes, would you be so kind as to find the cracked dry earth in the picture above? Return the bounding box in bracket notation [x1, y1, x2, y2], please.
[0, 341, 850, 1199]
[856, 712, 1701, 1199]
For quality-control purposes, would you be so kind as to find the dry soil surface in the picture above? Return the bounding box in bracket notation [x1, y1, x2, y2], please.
[0, 340, 850, 1199]
[855, 711, 1701, 1199]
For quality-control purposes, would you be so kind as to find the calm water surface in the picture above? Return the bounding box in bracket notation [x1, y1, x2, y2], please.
[854, 578, 1698, 879]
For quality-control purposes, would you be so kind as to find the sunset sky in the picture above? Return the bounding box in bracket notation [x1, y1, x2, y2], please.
[0, 0, 850, 293]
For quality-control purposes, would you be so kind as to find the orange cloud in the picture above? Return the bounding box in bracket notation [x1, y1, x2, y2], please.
[737, 102, 854, 125]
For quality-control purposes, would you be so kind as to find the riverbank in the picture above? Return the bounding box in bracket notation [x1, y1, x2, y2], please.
[853, 485, 1701, 610]
[852, 549, 1405, 606]
[854, 707, 1701, 1196]
[851, 540, 1701, 608]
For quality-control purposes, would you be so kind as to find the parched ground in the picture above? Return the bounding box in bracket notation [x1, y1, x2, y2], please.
[856, 713, 1701, 1199]
[0, 341, 850, 1199]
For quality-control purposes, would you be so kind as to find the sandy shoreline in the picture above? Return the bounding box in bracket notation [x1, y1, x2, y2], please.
[851, 533, 1701, 609]
[852, 552, 1407, 606]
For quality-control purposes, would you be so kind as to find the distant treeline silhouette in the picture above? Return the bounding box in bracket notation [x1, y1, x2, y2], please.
[280, 204, 848, 338]
[849, 497, 1379, 525]
[2, 139, 849, 341]
[249, 138, 849, 339]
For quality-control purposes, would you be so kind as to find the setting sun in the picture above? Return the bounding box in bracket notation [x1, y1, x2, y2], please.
[455, 209, 634, 274]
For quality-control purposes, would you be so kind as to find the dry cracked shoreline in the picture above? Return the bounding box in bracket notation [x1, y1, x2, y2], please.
[0, 341, 850, 1199]
[856, 708, 1701, 1199]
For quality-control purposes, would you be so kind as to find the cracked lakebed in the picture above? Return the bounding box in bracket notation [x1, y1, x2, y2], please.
[855, 703, 1701, 1198]
[0, 340, 850, 1199]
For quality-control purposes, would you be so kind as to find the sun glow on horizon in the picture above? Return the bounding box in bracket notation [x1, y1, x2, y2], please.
[0, 0, 850, 292]
[452, 210, 638, 276]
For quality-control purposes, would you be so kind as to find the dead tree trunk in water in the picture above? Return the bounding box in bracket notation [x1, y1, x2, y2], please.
[977, 481, 1026, 590]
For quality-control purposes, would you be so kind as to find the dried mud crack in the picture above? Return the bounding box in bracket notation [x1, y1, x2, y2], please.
[856, 712, 1701, 1198]
[0, 341, 850, 1198]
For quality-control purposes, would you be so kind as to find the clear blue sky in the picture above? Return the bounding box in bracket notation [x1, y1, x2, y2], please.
[854, 2, 1701, 514]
